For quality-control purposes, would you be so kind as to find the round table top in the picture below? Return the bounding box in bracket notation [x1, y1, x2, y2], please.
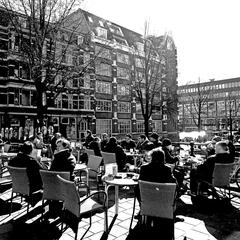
[74, 163, 88, 171]
[104, 172, 139, 186]
[0, 153, 17, 158]
[125, 152, 144, 157]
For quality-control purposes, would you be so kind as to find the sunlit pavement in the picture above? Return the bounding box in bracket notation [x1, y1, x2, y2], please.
[1, 185, 240, 240]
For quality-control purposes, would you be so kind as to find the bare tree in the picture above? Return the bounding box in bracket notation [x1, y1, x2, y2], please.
[0, 0, 101, 128]
[184, 78, 212, 131]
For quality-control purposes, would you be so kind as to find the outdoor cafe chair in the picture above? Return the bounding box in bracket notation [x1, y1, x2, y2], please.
[101, 151, 116, 165]
[39, 170, 70, 217]
[85, 149, 95, 158]
[197, 163, 234, 199]
[57, 175, 108, 240]
[8, 166, 39, 215]
[139, 181, 177, 240]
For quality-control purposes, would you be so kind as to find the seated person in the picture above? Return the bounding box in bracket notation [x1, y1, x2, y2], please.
[136, 134, 149, 153]
[121, 134, 136, 151]
[33, 132, 44, 149]
[135, 149, 176, 218]
[190, 141, 234, 194]
[8, 141, 47, 193]
[104, 137, 127, 171]
[206, 136, 221, 157]
[89, 137, 102, 157]
[83, 130, 94, 148]
[50, 138, 76, 181]
[100, 133, 109, 151]
[149, 132, 162, 149]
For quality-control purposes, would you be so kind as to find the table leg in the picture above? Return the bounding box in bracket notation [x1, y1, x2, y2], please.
[115, 186, 119, 215]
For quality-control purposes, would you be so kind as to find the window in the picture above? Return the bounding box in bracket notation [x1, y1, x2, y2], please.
[208, 102, 216, 117]
[96, 81, 112, 94]
[117, 84, 130, 96]
[136, 42, 144, 52]
[136, 121, 144, 133]
[77, 35, 83, 45]
[118, 120, 131, 134]
[96, 100, 112, 112]
[136, 103, 142, 114]
[152, 120, 162, 133]
[97, 27, 107, 39]
[84, 74, 91, 88]
[117, 67, 130, 80]
[99, 20, 104, 27]
[95, 63, 112, 76]
[88, 16, 93, 23]
[135, 58, 143, 68]
[109, 25, 123, 36]
[95, 46, 111, 59]
[217, 101, 225, 116]
[21, 90, 30, 106]
[116, 52, 129, 64]
[62, 94, 68, 109]
[118, 102, 131, 113]
[96, 119, 112, 134]
[79, 96, 91, 110]
[73, 95, 78, 109]
[84, 52, 91, 64]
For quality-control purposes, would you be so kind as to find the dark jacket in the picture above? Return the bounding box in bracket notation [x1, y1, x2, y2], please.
[139, 162, 176, 183]
[89, 141, 102, 157]
[8, 153, 47, 192]
[83, 135, 94, 148]
[162, 147, 179, 164]
[196, 152, 234, 182]
[121, 140, 136, 151]
[100, 140, 108, 151]
[152, 141, 162, 149]
[50, 149, 76, 181]
[104, 142, 126, 171]
[136, 140, 150, 153]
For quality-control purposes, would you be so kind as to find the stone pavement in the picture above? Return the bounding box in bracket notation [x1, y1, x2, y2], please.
[1, 184, 240, 239]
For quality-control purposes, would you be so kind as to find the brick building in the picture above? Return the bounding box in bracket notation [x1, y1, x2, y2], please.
[0, 7, 178, 141]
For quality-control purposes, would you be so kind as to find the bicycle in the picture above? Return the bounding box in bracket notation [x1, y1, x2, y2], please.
[230, 157, 240, 188]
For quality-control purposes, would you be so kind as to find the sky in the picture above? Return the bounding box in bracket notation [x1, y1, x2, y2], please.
[81, 0, 240, 85]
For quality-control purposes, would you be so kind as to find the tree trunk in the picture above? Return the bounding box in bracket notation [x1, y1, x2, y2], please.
[144, 117, 149, 138]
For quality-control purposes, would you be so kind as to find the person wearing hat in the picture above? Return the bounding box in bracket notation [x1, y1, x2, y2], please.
[149, 132, 162, 149]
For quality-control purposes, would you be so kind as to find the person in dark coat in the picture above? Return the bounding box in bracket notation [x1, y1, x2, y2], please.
[100, 133, 109, 151]
[83, 130, 94, 148]
[104, 137, 127, 171]
[162, 138, 179, 164]
[50, 138, 76, 181]
[50, 132, 61, 154]
[89, 137, 102, 157]
[190, 141, 234, 194]
[206, 136, 221, 157]
[8, 141, 47, 193]
[136, 134, 150, 153]
[149, 132, 162, 149]
[121, 134, 136, 151]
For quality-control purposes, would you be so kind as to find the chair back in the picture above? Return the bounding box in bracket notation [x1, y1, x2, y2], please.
[8, 166, 30, 196]
[40, 170, 70, 201]
[85, 149, 95, 157]
[139, 180, 176, 219]
[57, 175, 80, 218]
[88, 155, 102, 178]
[212, 163, 234, 187]
[101, 152, 116, 165]
[4, 144, 11, 153]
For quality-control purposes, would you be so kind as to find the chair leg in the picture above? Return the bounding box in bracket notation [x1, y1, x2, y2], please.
[75, 222, 78, 240]
[104, 207, 108, 233]
[80, 215, 92, 240]
[9, 192, 14, 215]
[41, 199, 45, 219]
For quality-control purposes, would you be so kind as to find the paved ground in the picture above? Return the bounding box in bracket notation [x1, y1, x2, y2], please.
[1, 181, 240, 239]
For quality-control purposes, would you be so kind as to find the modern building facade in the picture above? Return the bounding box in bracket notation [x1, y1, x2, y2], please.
[178, 78, 240, 136]
[0, 7, 178, 141]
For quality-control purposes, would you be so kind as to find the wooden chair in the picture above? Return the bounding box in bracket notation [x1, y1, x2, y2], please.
[197, 163, 234, 199]
[139, 181, 177, 240]
[8, 166, 33, 215]
[101, 152, 116, 165]
[40, 170, 70, 216]
[57, 175, 108, 240]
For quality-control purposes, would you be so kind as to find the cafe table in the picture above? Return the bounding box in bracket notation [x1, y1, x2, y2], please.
[103, 172, 139, 231]
[125, 152, 145, 167]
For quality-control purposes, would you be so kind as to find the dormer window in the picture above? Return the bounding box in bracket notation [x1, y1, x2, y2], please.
[97, 27, 107, 39]
[88, 16, 93, 23]
[136, 42, 144, 52]
[99, 20, 104, 27]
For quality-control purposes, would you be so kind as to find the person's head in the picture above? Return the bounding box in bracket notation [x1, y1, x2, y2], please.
[162, 138, 172, 150]
[212, 136, 221, 146]
[56, 138, 71, 152]
[139, 134, 147, 143]
[215, 141, 228, 154]
[125, 134, 132, 142]
[108, 137, 117, 145]
[102, 133, 109, 141]
[94, 137, 101, 143]
[20, 141, 33, 155]
[86, 130, 92, 137]
[55, 132, 61, 139]
[149, 133, 159, 143]
[150, 149, 165, 165]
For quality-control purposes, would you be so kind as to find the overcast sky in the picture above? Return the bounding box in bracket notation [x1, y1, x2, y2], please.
[82, 0, 240, 85]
